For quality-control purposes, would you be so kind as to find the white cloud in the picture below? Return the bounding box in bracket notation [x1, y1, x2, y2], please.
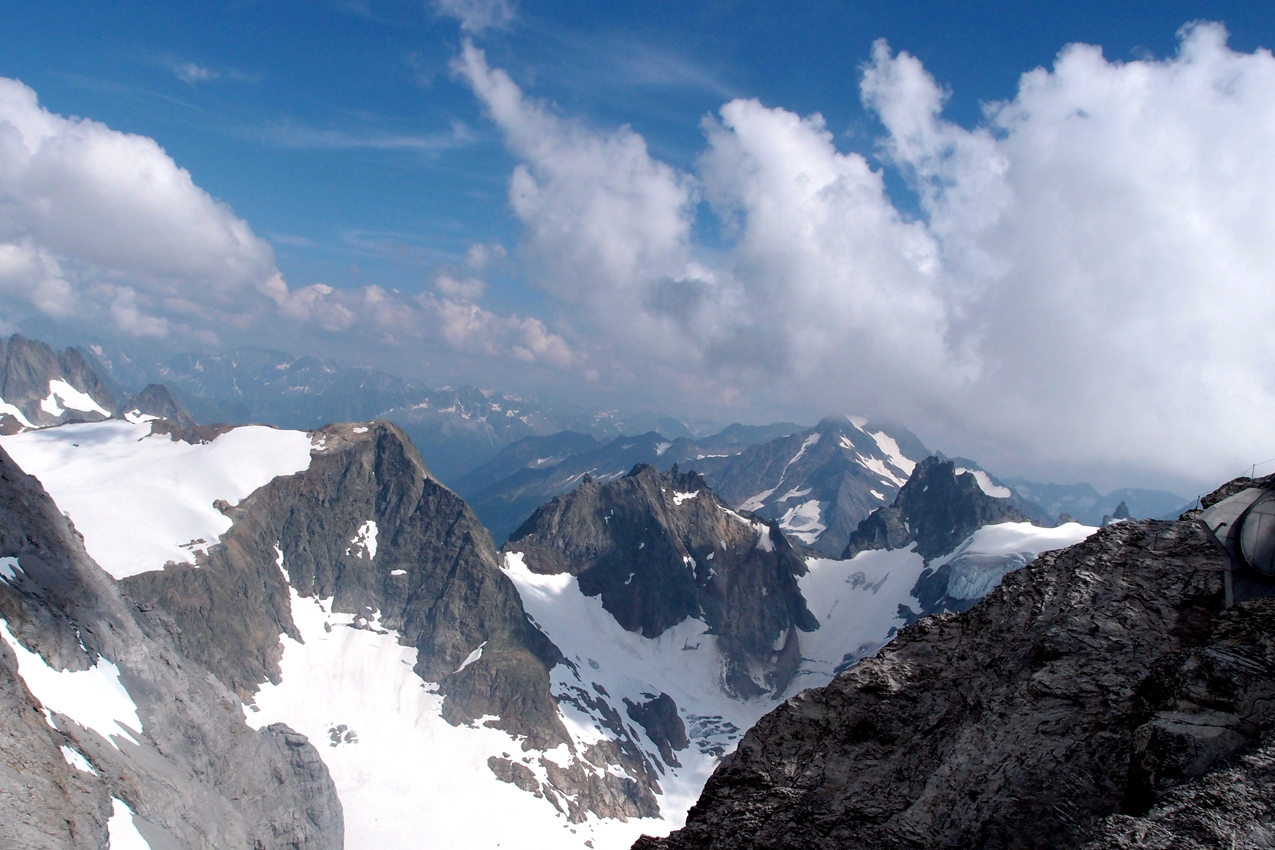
[174, 63, 218, 84]
[0, 75, 573, 377]
[0, 76, 281, 337]
[436, 0, 516, 34]
[461, 24, 1275, 487]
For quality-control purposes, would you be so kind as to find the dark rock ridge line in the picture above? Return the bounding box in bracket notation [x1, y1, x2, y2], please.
[843, 455, 1035, 562]
[124, 383, 198, 428]
[506, 463, 818, 699]
[635, 500, 1275, 850]
[122, 419, 657, 822]
[0, 444, 342, 850]
[0, 334, 121, 432]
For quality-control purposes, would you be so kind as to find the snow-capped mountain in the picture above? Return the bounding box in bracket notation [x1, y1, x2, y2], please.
[0, 414, 1096, 849]
[0, 430, 342, 850]
[702, 415, 933, 557]
[0, 334, 121, 433]
[456, 425, 805, 544]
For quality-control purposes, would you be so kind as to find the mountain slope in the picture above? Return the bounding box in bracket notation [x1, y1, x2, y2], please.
[0, 417, 682, 849]
[506, 464, 818, 700]
[0, 444, 342, 850]
[635, 505, 1264, 850]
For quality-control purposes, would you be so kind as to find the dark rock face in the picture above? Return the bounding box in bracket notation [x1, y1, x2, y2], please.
[507, 464, 818, 698]
[1082, 736, 1275, 849]
[124, 421, 566, 747]
[0, 334, 120, 430]
[705, 417, 931, 557]
[0, 446, 342, 850]
[625, 693, 690, 766]
[124, 383, 197, 428]
[636, 516, 1269, 850]
[843, 456, 1032, 561]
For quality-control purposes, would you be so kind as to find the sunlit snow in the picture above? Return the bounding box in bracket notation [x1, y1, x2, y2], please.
[247, 575, 650, 850]
[0, 619, 142, 748]
[0, 556, 21, 581]
[0, 420, 314, 578]
[346, 520, 378, 561]
[955, 467, 1012, 498]
[40, 380, 111, 418]
[867, 430, 916, 478]
[60, 745, 96, 774]
[777, 500, 826, 544]
[0, 397, 34, 428]
[107, 798, 153, 850]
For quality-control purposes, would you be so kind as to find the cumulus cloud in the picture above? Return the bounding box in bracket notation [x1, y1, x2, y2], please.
[0, 76, 281, 338]
[461, 24, 1275, 487]
[436, 0, 516, 33]
[0, 75, 573, 376]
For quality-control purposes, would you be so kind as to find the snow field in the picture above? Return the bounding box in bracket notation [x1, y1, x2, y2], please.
[504, 553, 789, 835]
[246, 570, 650, 850]
[0, 619, 142, 748]
[0, 420, 314, 578]
[41, 380, 110, 418]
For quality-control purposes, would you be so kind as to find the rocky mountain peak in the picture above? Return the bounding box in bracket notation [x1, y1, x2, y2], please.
[0, 334, 120, 432]
[843, 455, 1034, 561]
[506, 463, 817, 698]
[124, 383, 197, 428]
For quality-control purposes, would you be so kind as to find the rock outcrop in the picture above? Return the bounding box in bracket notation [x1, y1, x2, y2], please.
[124, 383, 198, 428]
[843, 456, 1033, 562]
[0, 335, 120, 431]
[506, 464, 818, 698]
[0, 445, 342, 850]
[635, 502, 1275, 850]
[123, 421, 567, 745]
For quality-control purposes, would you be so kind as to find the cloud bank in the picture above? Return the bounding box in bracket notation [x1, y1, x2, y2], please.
[0, 76, 570, 374]
[456, 25, 1275, 487]
[4, 22, 1274, 490]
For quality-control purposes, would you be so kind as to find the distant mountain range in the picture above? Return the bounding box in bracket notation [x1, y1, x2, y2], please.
[82, 342, 721, 482]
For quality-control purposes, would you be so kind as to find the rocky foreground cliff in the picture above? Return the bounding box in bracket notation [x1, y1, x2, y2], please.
[637, 478, 1275, 849]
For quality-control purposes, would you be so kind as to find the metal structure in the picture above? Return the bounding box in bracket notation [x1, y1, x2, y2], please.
[1198, 484, 1275, 605]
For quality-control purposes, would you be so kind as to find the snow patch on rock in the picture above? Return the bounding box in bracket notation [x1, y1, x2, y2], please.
[108, 798, 153, 850]
[0, 619, 142, 748]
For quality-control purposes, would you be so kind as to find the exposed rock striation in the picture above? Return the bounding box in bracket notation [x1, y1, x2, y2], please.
[506, 464, 818, 699]
[706, 416, 931, 557]
[635, 507, 1275, 850]
[0, 445, 342, 850]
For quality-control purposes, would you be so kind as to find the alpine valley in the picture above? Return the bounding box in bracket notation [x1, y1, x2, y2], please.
[6, 332, 1263, 850]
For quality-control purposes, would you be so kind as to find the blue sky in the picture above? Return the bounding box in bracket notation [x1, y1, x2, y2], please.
[5, 0, 1269, 310]
[2, 1, 1275, 490]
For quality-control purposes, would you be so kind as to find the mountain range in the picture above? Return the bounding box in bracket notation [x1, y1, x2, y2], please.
[1, 330, 1245, 850]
